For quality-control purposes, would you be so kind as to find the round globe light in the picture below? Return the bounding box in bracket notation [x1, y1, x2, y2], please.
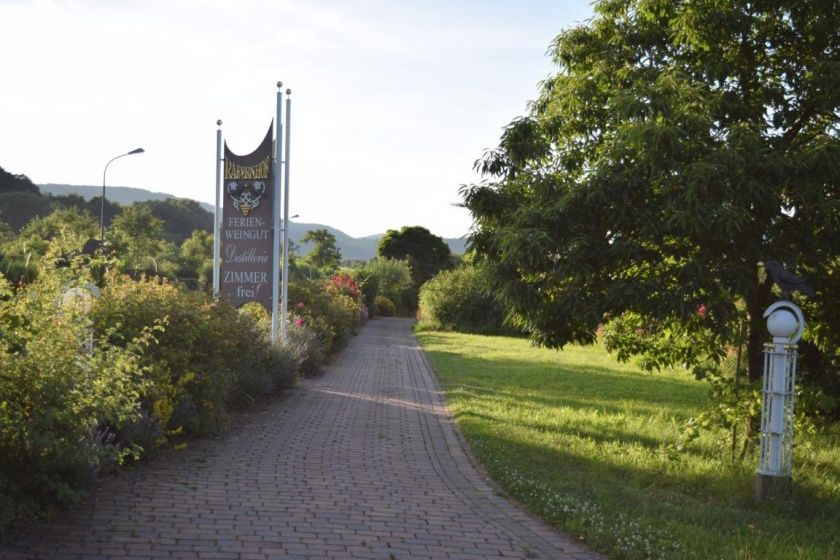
[767, 308, 798, 339]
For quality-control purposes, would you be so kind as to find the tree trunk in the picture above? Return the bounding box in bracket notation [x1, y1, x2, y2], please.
[745, 275, 774, 383]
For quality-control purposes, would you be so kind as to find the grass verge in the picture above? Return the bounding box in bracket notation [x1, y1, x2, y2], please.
[417, 331, 840, 560]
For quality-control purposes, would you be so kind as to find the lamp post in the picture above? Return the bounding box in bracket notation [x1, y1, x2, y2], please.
[756, 300, 805, 499]
[101, 147, 145, 239]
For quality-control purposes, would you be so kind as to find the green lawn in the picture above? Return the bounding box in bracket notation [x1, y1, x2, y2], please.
[417, 331, 840, 560]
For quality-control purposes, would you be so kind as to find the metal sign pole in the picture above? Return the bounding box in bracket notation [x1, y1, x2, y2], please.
[213, 120, 223, 297]
[281, 89, 292, 341]
[271, 83, 284, 342]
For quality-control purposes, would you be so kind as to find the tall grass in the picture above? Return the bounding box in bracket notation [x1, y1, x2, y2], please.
[418, 331, 840, 560]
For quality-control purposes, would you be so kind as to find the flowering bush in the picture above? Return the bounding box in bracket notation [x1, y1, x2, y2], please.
[287, 279, 361, 356]
[331, 273, 360, 301]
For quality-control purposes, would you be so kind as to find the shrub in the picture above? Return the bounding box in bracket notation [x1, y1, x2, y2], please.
[238, 301, 328, 375]
[362, 258, 413, 313]
[287, 279, 360, 355]
[0, 258, 303, 534]
[418, 264, 512, 335]
[375, 295, 396, 317]
[352, 267, 379, 317]
[331, 272, 360, 300]
[0, 271, 143, 529]
[90, 272, 298, 447]
[282, 323, 326, 375]
[230, 302, 302, 396]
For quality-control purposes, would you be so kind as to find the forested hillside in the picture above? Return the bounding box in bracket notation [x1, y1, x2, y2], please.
[0, 166, 466, 259]
[1, 167, 212, 244]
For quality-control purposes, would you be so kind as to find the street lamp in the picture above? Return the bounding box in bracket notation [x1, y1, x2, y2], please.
[101, 147, 145, 239]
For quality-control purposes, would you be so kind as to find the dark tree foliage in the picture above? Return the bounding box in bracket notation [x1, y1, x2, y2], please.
[53, 195, 121, 230]
[141, 199, 213, 244]
[0, 166, 39, 195]
[377, 226, 452, 289]
[0, 164, 210, 245]
[0, 191, 53, 232]
[0, 167, 122, 233]
[462, 0, 840, 383]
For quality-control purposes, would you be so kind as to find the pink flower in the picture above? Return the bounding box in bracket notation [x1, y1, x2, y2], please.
[696, 303, 707, 318]
[296, 302, 305, 309]
[294, 317, 305, 327]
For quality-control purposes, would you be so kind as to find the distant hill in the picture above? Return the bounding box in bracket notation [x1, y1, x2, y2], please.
[287, 223, 466, 261]
[40, 184, 216, 214]
[32, 183, 466, 259]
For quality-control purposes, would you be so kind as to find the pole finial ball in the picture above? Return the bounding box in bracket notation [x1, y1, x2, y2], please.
[216, 119, 222, 126]
[286, 88, 291, 95]
[277, 81, 283, 88]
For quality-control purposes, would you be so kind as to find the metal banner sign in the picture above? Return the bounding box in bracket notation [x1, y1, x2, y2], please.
[220, 124, 274, 310]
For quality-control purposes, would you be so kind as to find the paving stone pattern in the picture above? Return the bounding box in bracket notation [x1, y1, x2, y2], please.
[1, 318, 600, 560]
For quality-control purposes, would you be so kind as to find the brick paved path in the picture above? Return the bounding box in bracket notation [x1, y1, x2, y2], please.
[2, 318, 599, 560]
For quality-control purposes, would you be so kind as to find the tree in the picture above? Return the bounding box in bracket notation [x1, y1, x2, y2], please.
[462, 0, 840, 385]
[0, 166, 39, 195]
[0, 220, 14, 246]
[143, 199, 213, 244]
[360, 257, 414, 313]
[178, 230, 213, 289]
[110, 206, 177, 276]
[301, 229, 342, 275]
[377, 226, 452, 309]
[0, 220, 31, 284]
[17, 207, 98, 258]
[0, 191, 52, 232]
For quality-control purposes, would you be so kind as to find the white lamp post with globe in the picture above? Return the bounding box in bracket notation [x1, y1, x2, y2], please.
[756, 300, 805, 499]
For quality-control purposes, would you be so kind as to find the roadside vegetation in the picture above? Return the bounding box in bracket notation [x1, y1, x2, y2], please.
[0, 171, 442, 533]
[418, 331, 840, 560]
[414, 3, 840, 558]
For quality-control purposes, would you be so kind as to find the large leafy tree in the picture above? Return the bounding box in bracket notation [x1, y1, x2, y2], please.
[462, 0, 840, 383]
[301, 228, 342, 275]
[378, 226, 451, 287]
[378, 226, 452, 310]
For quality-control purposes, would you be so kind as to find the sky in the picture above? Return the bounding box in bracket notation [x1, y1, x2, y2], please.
[0, 0, 594, 239]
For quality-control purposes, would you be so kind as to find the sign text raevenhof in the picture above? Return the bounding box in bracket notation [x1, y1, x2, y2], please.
[220, 125, 274, 310]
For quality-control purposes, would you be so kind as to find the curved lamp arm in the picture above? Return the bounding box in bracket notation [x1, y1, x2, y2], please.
[101, 148, 144, 239]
